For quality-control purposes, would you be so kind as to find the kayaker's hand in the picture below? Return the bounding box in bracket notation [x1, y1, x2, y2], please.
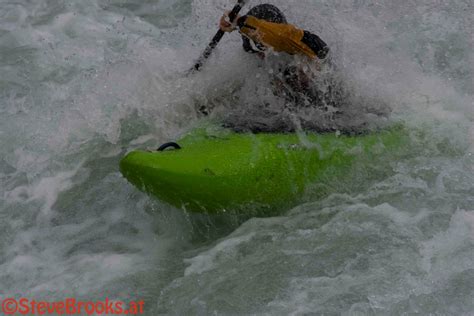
[219, 11, 240, 32]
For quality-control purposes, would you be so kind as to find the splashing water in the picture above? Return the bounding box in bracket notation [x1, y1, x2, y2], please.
[0, 0, 473, 314]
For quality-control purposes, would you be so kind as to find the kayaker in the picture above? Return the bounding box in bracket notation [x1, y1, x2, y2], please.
[219, 3, 334, 108]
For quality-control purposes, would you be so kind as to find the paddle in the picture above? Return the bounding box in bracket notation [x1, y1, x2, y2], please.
[189, 0, 248, 73]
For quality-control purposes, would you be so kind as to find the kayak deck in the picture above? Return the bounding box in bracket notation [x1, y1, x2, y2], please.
[120, 126, 406, 215]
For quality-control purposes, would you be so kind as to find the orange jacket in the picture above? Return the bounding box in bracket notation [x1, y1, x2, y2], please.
[237, 16, 329, 59]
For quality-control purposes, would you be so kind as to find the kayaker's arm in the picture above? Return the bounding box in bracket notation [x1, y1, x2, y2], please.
[236, 15, 329, 59]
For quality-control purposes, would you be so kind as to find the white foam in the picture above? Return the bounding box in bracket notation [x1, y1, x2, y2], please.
[420, 209, 474, 277]
[184, 233, 255, 276]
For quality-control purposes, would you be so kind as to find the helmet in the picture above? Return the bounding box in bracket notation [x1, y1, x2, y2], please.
[242, 4, 287, 53]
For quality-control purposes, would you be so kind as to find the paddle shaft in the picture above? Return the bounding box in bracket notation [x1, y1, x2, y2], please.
[191, 0, 247, 72]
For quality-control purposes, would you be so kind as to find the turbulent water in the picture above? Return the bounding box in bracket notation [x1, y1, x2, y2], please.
[1, 0, 473, 314]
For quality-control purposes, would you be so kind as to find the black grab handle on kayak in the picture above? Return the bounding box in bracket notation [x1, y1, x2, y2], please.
[157, 142, 181, 151]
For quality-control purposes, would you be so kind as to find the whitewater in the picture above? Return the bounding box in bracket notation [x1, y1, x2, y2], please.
[0, 0, 473, 314]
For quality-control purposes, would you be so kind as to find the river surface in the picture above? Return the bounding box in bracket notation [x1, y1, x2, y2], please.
[1, 0, 473, 314]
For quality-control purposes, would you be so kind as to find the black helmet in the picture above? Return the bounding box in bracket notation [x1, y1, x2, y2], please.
[242, 4, 287, 53]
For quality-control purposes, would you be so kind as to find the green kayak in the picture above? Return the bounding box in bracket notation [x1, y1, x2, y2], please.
[120, 125, 408, 215]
